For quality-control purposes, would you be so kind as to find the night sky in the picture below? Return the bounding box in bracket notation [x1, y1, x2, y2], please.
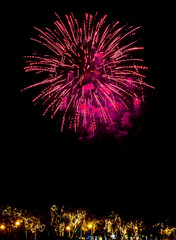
[2, 0, 175, 225]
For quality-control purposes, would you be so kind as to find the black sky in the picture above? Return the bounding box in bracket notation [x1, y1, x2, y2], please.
[2, 0, 175, 225]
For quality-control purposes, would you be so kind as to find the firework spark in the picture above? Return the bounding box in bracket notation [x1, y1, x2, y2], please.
[23, 12, 154, 139]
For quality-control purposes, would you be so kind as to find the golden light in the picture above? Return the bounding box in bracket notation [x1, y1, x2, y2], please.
[66, 226, 71, 231]
[15, 219, 22, 227]
[0, 224, 5, 230]
[88, 223, 92, 229]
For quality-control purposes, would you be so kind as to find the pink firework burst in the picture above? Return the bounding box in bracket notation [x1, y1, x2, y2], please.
[23, 12, 154, 139]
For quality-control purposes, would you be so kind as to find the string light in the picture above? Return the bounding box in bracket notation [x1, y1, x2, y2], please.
[63, 209, 86, 239]
[0, 205, 176, 239]
[0, 205, 45, 239]
[50, 205, 65, 236]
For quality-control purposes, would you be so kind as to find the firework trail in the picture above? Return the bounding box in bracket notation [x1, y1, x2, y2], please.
[23, 12, 154, 139]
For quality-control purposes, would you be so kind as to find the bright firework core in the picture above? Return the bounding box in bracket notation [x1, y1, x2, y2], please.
[23, 12, 154, 139]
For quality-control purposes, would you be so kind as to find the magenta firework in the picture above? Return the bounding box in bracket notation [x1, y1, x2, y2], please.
[23, 12, 154, 139]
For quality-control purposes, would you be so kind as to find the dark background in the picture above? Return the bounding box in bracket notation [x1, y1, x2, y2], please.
[1, 0, 175, 225]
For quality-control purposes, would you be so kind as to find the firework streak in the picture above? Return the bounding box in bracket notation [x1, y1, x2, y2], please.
[23, 12, 154, 139]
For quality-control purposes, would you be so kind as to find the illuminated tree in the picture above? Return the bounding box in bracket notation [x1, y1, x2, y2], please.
[0, 204, 176, 239]
[50, 205, 65, 237]
[23, 214, 45, 240]
[0, 205, 45, 240]
[0, 205, 24, 239]
[63, 208, 86, 239]
[104, 211, 122, 235]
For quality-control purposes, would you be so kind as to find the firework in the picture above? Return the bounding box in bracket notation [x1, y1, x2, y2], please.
[23, 12, 154, 139]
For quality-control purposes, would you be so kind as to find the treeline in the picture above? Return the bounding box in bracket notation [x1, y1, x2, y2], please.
[0, 205, 175, 239]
